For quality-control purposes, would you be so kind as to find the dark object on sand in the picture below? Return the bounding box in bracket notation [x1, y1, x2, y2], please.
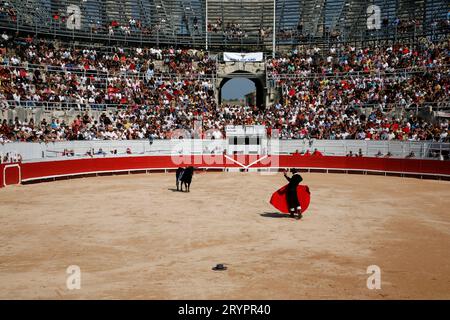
[212, 264, 227, 271]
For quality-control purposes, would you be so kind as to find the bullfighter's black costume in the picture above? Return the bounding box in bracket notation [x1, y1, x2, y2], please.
[284, 170, 303, 215]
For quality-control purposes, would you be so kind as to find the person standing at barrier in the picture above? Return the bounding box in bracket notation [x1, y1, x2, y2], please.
[284, 168, 303, 219]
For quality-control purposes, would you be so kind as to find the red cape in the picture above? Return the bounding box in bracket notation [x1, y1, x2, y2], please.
[270, 184, 311, 214]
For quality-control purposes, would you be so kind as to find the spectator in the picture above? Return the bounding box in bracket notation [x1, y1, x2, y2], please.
[405, 151, 415, 158]
[312, 148, 323, 156]
[357, 149, 363, 157]
[96, 148, 106, 156]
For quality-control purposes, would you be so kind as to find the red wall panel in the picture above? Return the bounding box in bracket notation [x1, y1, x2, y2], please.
[1, 155, 447, 186]
[0, 163, 21, 187]
[4, 165, 20, 185]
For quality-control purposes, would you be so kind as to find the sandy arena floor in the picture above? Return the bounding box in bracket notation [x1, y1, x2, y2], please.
[0, 172, 449, 299]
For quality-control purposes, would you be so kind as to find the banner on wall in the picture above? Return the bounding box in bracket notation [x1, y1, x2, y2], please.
[223, 52, 263, 62]
[434, 111, 450, 118]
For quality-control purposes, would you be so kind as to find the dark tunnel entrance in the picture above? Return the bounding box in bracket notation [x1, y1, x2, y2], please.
[218, 71, 265, 108]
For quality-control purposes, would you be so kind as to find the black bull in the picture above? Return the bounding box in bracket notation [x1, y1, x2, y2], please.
[176, 167, 194, 192]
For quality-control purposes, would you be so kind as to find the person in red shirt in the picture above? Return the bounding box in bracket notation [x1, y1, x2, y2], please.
[312, 149, 323, 156]
[71, 117, 81, 134]
[19, 69, 27, 78]
[288, 88, 296, 97]
[402, 125, 410, 134]
[391, 122, 399, 132]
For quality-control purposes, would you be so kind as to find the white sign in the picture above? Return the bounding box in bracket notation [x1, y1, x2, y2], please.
[435, 111, 450, 118]
[225, 125, 266, 136]
[223, 52, 263, 62]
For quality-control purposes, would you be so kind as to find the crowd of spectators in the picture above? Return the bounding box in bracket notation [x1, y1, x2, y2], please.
[208, 19, 250, 40]
[0, 34, 449, 144]
[1, 101, 448, 144]
[0, 33, 216, 110]
[278, 16, 450, 42]
[268, 39, 449, 76]
[223, 22, 247, 41]
[0, 2, 16, 23]
[0, 0, 163, 39]
[266, 40, 449, 136]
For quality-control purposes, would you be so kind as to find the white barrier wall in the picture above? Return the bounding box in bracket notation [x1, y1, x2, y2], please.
[0, 139, 226, 161]
[277, 140, 449, 159]
[1, 139, 449, 162]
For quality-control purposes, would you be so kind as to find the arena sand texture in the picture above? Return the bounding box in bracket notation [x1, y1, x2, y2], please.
[0, 172, 449, 299]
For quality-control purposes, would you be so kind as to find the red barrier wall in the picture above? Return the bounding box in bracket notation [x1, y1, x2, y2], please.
[277, 155, 450, 175]
[20, 155, 242, 181]
[12, 155, 450, 186]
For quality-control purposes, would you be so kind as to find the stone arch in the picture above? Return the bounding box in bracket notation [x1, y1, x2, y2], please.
[218, 70, 266, 108]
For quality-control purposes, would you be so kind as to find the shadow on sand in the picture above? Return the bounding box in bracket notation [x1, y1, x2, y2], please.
[259, 212, 290, 218]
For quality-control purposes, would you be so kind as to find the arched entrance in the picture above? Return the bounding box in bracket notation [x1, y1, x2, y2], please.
[218, 71, 265, 108]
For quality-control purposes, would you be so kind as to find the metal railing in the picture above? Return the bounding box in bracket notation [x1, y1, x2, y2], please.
[0, 62, 217, 81]
[266, 65, 450, 80]
[0, 100, 131, 111]
[3, 58, 447, 82]
[1, 99, 448, 113]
